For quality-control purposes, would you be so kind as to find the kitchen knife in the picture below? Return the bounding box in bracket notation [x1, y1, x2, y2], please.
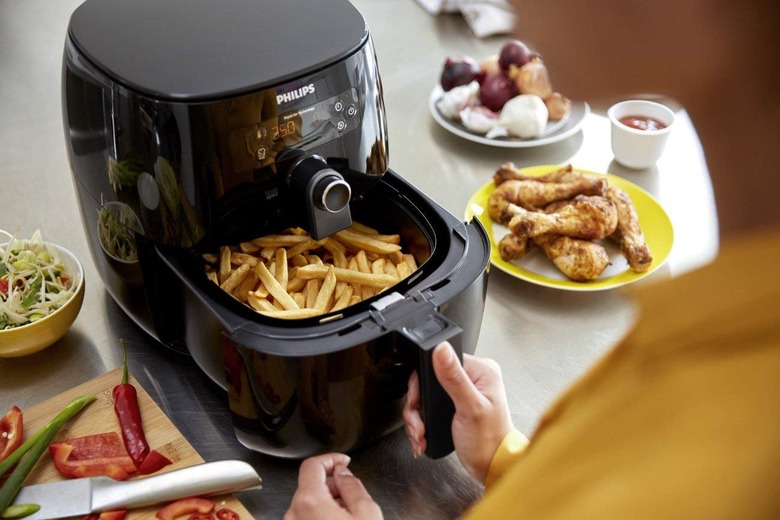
[11, 460, 261, 520]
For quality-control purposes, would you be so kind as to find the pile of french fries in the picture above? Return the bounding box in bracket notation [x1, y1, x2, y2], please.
[203, 222, 418, 319]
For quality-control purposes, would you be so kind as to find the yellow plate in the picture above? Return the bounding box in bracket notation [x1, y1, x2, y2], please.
[464, 165, 674, 291]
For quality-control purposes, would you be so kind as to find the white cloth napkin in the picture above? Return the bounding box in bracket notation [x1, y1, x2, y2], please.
[415, 0, 515, 38]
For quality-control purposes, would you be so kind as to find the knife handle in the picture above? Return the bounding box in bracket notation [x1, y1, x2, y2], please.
[92, 460, 262, 511]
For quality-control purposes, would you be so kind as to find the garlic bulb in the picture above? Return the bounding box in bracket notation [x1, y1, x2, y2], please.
[499, 94, 549, 139]
[460, 106, 499, 134]
[436, 81, 480, 120]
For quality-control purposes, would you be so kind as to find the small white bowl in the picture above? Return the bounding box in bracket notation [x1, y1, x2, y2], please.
[608, 100, 675, 169]
[0, 241, 85, 357]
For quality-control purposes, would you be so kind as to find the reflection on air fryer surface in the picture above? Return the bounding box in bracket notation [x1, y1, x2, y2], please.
[203, 221, 419, 319]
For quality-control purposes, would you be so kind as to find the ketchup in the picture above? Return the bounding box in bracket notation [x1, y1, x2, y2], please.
[618, 115, 667, 131]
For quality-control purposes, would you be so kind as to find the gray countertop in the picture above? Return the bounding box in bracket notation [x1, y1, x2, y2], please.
[0, 1, 718, 518]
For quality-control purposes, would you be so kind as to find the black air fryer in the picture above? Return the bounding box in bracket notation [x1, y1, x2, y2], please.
[63, 0, 490, 458]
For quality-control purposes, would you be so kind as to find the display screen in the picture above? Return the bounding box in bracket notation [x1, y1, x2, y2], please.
[228, 88, 360, 170]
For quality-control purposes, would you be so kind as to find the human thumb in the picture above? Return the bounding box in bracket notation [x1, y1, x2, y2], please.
[432, 342, 481, 410]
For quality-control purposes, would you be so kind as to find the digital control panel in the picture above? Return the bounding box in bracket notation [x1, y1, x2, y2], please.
[229, 88, 360, 171]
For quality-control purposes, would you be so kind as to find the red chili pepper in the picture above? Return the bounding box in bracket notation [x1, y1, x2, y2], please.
[112, 339, 150, 468]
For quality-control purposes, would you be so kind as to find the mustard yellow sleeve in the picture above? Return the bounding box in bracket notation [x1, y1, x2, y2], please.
[484, 428, 529, 489]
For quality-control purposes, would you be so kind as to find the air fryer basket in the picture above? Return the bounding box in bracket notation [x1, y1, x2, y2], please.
[158, 169, 490, 458]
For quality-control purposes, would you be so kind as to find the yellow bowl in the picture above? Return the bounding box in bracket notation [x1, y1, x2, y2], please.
[0, 242, 85, 357]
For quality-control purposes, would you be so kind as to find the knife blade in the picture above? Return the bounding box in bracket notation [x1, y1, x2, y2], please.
[11, 460, 262, 520]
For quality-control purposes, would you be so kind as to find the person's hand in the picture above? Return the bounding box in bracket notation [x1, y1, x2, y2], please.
[402, 342, 514, 484]
[284, 453, 383, 520]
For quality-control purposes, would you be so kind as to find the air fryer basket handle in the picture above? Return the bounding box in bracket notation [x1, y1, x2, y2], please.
[403, 316, 463, 460]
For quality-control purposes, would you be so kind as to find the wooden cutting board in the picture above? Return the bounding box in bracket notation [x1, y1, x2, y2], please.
[19, 369, 254, 519]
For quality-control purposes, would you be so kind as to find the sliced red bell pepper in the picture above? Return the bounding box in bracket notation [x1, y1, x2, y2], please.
[137, 449, 173, 475]
[155, 497, 215, 520]
[215, 508, 240, 520]
[0, 406, 23, 466]
[81, 510, 128, 520]
[49, 432, 137, 480]
[0, 278, 9, 296]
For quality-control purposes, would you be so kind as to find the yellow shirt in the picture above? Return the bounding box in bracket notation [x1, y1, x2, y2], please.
[467, 228, 780, 519]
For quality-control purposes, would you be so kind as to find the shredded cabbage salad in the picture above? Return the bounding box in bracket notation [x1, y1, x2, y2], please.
[0, 230, 75, 330]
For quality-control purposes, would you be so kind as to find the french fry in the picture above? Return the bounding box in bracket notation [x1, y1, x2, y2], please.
[220, 263, 250, 293]
[287, 274, 306, 293]
[384, 261, 399, 279]
[349, 222, 379, 235]
[403, 254, 417, 271]
[323, 237, 347, 254]
[251, 234, 310, 248]
[206, 271, 219, 284]
[202, 253, 218, 264]
[239, 241, 260, 253]
[335, 281, 347, 300]
[291, 254, 309, 267]
[388, 250, 404, 265]
[305, 279, 321, 308]
[349, 294, 361, 306]
[355, 250, 371, 274]
[260, 248, 276, 261]
[254, 285, 269, 298]
[253, 262, 299, 310]
[323, 238, 347, 268]
[314, 266, 337, 311]
[219, 246, 232, 284]
[233, 271, 259, 303]
[334, 229, 402, 255]
[371, 258, 385, 275]
[331, 285, 354, 312]
[259, 308, 322, 319]
[296, 264, 398, 289]
[292, 292, 306, 308]
[275, 248, 288, 289]
[287, 237, 317, 257]
[247, 292, 277, 313]
[397, 262, 412, 280]
[366, 233, 401, 244]
[231, 252, 260, 267]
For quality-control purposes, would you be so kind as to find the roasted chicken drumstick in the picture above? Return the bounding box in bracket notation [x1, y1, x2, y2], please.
[507, 195, 619, 240]
[605, 186, 653, 272]
[490, 177, 607, 211]
[534, 234, 610, 282]
[493, 163, 607, 192]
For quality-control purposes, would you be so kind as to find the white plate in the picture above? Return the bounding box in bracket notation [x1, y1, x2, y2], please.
[429, 85, 590, 148]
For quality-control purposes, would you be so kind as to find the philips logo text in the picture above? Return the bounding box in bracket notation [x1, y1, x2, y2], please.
[277, 84, 316, 104]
